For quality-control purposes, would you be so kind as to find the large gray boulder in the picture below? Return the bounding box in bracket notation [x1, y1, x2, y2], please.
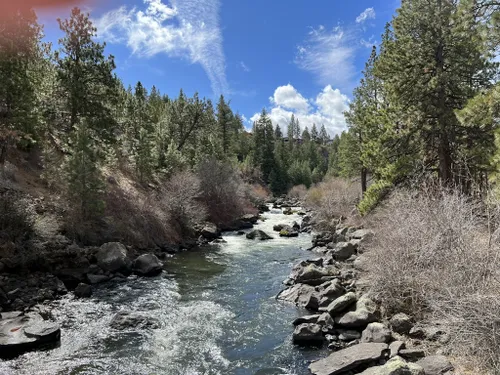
[201, 223, 220, 240]
[361, 322, 392, 343]
[97, 243, 132, 274]
[325, 292, 357, 315]
[309, 343, 389, 375]
[318, 279, 345, 301]
[133, 254, 163, 276]
[331, 242, 356, 261]
[335, 296, 379, 328]
[0, 313, 61, 359]
[292, 314, 320, 326]
[291, 263, 339, 286]
[416, 356, 453, 375]
[358, 356, 425, 375]
[246, 230, 273, 241]
[277, 284, 316, 307]
[292, 323, 324, 346]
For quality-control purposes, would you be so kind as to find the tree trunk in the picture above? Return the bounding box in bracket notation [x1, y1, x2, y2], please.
[361, 167, 368, 195]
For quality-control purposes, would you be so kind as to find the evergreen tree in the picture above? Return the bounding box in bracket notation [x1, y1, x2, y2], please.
[217, 95, 234, 155]
[311, 124, 319, 143]
[319, 125, 330, 145]
[56, 7, 117, 136]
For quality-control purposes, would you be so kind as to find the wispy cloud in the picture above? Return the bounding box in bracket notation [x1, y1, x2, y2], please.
[94, 0, 227, 95]
[295, 26, 358, 91]
[295, 8, 377, 92]
[356, 7, 376, 24]
[240, 61, 250, 72]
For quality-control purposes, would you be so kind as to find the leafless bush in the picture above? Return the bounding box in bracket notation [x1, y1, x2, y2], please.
[365, 186, 500, 372]
[0, 189, 34, 242]
[197, 158, 246, 226]
[160, 171, 206, 237]
[288, 185, 308, 200]
[305, 177, 361, 230]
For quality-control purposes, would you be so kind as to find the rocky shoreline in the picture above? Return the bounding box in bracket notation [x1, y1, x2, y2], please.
[278, 210, 455, 375]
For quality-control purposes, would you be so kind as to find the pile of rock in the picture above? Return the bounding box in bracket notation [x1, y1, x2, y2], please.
[279, 226, 455, 375]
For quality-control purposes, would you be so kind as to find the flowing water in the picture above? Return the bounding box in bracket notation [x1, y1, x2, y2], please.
[0, 207, 327, 375]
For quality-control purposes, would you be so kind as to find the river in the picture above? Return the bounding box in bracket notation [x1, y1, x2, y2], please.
[0, 207, 327, 375]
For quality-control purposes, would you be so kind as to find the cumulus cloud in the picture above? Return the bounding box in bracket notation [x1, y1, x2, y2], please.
[356, 7, 376, 23]
[249, 84, 349, 137]
[94, 0, 227, 95]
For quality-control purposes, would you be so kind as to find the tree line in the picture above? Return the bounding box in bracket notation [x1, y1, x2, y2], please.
[0, 7, 340, 222]
[333, 0, 499, 214]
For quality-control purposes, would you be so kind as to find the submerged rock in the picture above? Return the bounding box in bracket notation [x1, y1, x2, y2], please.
[110, 311, 160, 330]
[0, 312, 61, 359]
[133, 254, 163, 276]
[74, 283, 92, 298]
[246, 230, 273, 241]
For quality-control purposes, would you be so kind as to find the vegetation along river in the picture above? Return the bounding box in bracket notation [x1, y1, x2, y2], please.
[0, 207, 328, 375]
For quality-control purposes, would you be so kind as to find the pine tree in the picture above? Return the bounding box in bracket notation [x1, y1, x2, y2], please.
[311, 124, 319, 143]
[56, 7, 117, 137]
[319, 125, 330, 145]
[217, 95, 234, 156]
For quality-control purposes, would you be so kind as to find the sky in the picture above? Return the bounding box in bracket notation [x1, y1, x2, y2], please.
[37, 0, 400, 136]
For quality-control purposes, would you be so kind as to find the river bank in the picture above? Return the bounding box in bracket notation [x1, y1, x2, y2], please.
[0, 203, 328, 374]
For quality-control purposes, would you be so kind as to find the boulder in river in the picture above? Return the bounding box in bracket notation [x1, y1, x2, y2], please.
[96, 242, 132, 274]
[110, 311, 160, 330]
[240, 213, 259, 224]
[279, 225, 299, 238]
[309, 342, 389, 375]
[277, 283, 316, 307]
[201, 223, 220, 240]
[133, 254, 163, 276]
[0, 312, 61, 359]
[74, 283, 92, 298]
[246, 230, 273, 241]
[292, 323, 324, 346]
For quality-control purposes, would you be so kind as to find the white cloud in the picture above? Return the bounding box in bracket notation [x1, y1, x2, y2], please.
[240, 61, 250, 72]
[94, 0, 227, 95]
[295, 26, 358, 91]
[249, 84, 349, 137]
[356, 7, 376, 23]
[270, 84, 310, 113]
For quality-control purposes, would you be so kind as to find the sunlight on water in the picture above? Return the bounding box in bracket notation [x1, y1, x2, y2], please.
[0, 206, 326, 375]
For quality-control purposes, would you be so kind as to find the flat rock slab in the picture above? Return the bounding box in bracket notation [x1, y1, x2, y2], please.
[416, 355, 453, 375]
[309, 343, 389, 375]
[0, 312, 60, 358]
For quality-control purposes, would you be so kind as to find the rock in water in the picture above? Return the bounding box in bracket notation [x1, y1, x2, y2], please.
[110, 311, 160, 330]
[200, 223, 220, 240]
[0, 313, 61, 359]
[246, 230, 273, 240]
[74, 283, 92, 298]
[133, 254, 163, 276]
[309, 343, 389, 375]
[292, 323, 324, 345]
[96, 242, 132, 274]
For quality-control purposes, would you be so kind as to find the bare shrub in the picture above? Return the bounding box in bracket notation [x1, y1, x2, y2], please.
[160, 171, 206, 238]
[197, 158, 246, 226]
[365, 186, 500, 372]
[305, 177, 361, 230]
[288, 184, 308, 200]
[0, 189, 34, 242]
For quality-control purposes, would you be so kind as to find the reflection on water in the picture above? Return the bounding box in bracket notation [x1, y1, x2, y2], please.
[0, 207, 327, 375]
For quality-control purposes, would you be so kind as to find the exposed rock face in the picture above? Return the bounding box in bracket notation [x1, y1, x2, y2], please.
[361, 322, 392, 344]
[133, 254, 163, 276]
[416, 356, 453, 375]
[74, 283, 92, 298]
[358, 356, 425, 375]
[292, 323, 324, 345]
[96, 243, 132, 274]
[0, 312, 61, 359]
[110, 311, 160, 330]
[309, 343, 389, 375]
[246, 230, 273, 241]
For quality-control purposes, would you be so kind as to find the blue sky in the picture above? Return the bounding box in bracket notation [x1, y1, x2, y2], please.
[39, 0, 400, 136]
